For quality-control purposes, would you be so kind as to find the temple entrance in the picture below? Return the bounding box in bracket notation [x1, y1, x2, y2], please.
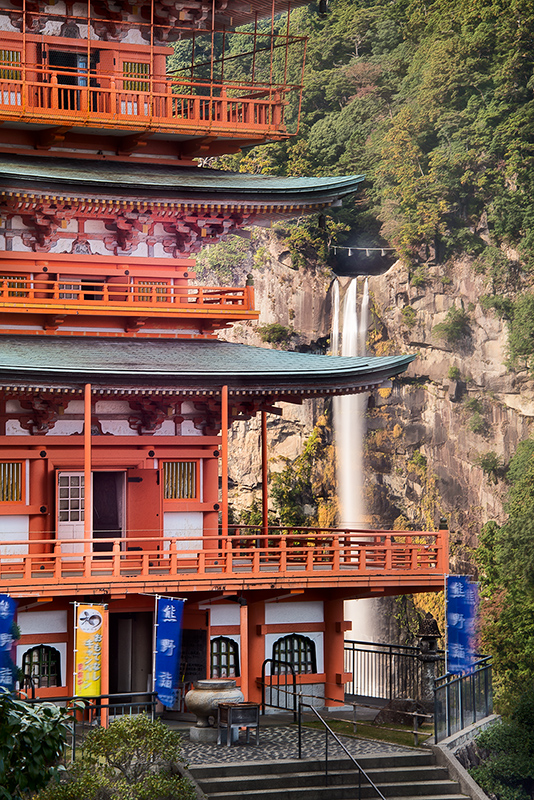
[56, 470, 124, 553]
[109, 611, 153, 696]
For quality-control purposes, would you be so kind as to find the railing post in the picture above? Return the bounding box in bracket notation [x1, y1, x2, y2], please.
[298, 694, 302, 759]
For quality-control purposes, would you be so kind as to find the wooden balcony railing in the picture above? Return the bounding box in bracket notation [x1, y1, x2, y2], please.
[0, 275, 256, 320]
[0, 527, 448, 597]
[0, 70, 296, 138]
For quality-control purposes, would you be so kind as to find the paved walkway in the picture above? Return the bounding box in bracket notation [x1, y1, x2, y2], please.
[166, 712, 422, 766]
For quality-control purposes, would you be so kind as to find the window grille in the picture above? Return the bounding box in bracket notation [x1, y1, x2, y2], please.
[58, 473, 85, 522]
[22, 645, 61, 688]
[136, 280, 169, 302]
[1, 275, 26, 297]
[0, 462, 22, 503]
[272, 634, 317, 674]
[123, 62, 150, 91]
[163, 462, 197, 500]
[0, 50, 21, 80]
[210, 636, 240, 678]
[59, 280, 81, 300]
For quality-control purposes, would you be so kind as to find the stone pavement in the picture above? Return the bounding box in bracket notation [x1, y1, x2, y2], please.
[166, 712, 422, 766]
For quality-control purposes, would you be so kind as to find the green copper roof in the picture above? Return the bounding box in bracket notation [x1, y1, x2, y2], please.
[0, 336, 413, 397]
[0, 156, 364, 203]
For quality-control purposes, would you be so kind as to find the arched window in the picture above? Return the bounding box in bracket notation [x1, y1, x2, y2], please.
[210, 636, 240, 678]
[22, 645, 61, 688]
[272, 634, 317, 674]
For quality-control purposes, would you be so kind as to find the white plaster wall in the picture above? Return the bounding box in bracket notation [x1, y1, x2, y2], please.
[5, 420, 30, 436]
[265, 601, 323, 625]
[0, 516, 29, 558]
[100, 420, 132, 435]
[47, 420, 84, 435]
[95, 401, 131, 415]
[5, 399, 24, 413]
[201, 603, 241, 627]
[163, 512, 203, 555]
[153, 420, 176, 436]
[18, 610, 68, 636]
[180, 420, 202, 436]
[264, 631, 324, 674]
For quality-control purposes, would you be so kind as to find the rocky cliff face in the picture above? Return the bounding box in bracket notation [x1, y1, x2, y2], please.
[222, 233, 532, 580]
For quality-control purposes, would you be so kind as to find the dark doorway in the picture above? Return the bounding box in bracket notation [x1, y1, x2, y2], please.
[109, 611, 153, 696]
[93, 471, 123, 552]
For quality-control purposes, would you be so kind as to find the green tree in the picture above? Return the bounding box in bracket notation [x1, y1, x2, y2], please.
[0, 691, 71, 800]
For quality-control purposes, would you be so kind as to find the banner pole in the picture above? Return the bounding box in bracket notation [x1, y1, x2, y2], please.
[152, 595, 159, 696]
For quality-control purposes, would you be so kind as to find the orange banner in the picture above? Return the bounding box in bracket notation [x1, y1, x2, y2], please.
[75, 604, 105, 697]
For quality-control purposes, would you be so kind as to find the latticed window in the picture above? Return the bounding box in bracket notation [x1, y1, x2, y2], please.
[136, 280, 169, 302]
[22, 645, 61, 688]
[272, 634, 317, 674]
[123, 62, 150, 91]
[58, 473, 84, 521]
[1, 275, 26, 297]
[0, 462, 22, 503]
[0, 50, 21, 80]
[163, 462, 197, 500]
[210, 636, 240, 678]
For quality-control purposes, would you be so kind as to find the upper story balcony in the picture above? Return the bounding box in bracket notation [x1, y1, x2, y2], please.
[0, 253, 258, 335]
[0, 526, 448, 598]
[0, 4, 306, 158]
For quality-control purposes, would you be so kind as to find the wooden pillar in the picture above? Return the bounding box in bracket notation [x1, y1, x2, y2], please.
[323, 598, 346, 708]
[247, 600, 265, 704]
[101, 605, 110, 727]
[239, 600, 249, 700]
[261, 411, 268, 539]
[221, 385, 228, 539]
[84, 384, 91, 545]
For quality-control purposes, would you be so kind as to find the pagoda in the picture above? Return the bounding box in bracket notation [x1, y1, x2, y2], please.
[0, 0, 447, 710]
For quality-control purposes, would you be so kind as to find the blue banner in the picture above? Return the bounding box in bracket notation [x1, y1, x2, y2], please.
[154, 598, 184, 708]
[447, 575, 478, 674]
[0, 595, 17, 691]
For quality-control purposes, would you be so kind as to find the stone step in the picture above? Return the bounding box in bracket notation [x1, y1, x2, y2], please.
[190, 751, 436, 779]
[189, 752, 470, 800]
[192, 768, 456, 795]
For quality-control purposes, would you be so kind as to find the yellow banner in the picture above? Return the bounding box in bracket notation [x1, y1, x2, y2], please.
[75, 604, 105, 697]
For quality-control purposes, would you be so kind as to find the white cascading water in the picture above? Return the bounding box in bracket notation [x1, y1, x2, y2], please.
[331, 279, 340, 357]
[333, 277, 376, 643]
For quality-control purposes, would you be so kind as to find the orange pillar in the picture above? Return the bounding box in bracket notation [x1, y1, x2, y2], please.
[239, 600, 249, 700]
[221, 385, 228, 539]
[323, 598, 346, 708]
[261, 411, 268, 540]
[247, 599, 265, 704]
[84, 384, 91, 545]
[28, 456, 49, 545]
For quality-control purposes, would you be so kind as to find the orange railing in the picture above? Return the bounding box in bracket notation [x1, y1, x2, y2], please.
[0, 275, 255, 317]
[0, 69, 295, 138]
[0, 527, 448, 595]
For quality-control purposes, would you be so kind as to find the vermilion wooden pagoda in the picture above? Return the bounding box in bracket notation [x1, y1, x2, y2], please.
[0, 0, 447, 710]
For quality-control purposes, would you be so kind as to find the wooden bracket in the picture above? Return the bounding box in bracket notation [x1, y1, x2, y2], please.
[34, 126, 72, 150]
[116, 133, 152, 156]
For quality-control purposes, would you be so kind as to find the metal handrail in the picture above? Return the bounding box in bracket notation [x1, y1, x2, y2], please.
[261, 658, 297, 722]
[297, 699, 387, 800]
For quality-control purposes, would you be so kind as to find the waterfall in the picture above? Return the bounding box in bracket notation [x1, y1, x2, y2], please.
[331, 279, 340, 356]
[333, 276, 376, 643]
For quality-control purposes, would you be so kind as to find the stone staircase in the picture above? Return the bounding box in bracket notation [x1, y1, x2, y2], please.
[188, 750, 471, 800]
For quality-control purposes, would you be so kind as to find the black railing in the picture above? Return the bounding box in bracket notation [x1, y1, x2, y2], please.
[344, 639, 445, 702]
[434, 657, 493, 743]
[25, 691, 158, 758]
[297, 699, 387, 800]
[261, 658, 297, 722]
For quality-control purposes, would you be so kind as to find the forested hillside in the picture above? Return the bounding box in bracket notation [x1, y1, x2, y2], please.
[201, 0, 534, 715]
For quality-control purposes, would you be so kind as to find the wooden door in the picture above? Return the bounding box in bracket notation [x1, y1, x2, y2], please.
[126, 469, 161, 551]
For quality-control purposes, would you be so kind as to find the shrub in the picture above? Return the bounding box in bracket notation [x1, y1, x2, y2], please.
[470, 693, 534, 800]
[34, 715, 195, 800]
[410, 268, 426, 288]
[469, 411, 486, 434]
[432, 306, 470, 344]
[476, 451, 503, 482]
[257, 323, 293, 346]
[401, 306, 417, 327]
[464, 397, 483, 414]
[0, 691, 72, 800]
[447, 365, 461, 380]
